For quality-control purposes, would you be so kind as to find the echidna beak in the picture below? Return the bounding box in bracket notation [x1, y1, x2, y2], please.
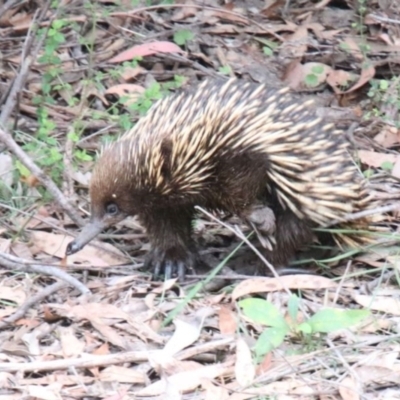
[66, 220, 105, 256]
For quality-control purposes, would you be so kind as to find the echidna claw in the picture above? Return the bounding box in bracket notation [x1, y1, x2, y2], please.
[145, 247, 196, 282]
[243, 205, 277, 249]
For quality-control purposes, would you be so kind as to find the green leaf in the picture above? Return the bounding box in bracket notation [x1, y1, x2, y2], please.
[305, 74, 318, 87]
[363, 169, 374, 178]
[311, 65, 325, 74]
[302, 308, 370, 333]
[379, 80, 389, 90]
[297, 322, 312, 334]
[381, 161, 394, 171]
[263, 46, 273, 56]
[218, 66, 231, 75]
[15, 160, 30, 178]
[239, 298, 288, 328]
[254, 326, 288, 357]
[288, 294, 299, 322]
[173, 29, 194, 46]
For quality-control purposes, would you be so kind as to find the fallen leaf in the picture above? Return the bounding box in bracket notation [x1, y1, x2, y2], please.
[353, 294, 400, 315]
[109, 41, 184, 63]
[218, 305, 237, 335]
[358, 150, 398, 169]
[100, 365, 146, 384]
[30, 231, 129, 266]
[232, 275, 337, 300]
[235, 338, 255, 387]
[339, 377, 360, 400]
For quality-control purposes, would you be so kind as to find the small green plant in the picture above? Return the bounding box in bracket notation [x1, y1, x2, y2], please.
[173, 29, 194, 46]
[219, 65, 232, 75]
[304, 64, 326, 88]
[352, 0, 368, 34]
[239, 296, 369, 361]
[366, 77, 400, 128]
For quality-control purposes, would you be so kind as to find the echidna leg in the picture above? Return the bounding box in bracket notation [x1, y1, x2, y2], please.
[140, 208, 199, 281]
[241, 205, 277, 250]
[264, 211, 315, 267]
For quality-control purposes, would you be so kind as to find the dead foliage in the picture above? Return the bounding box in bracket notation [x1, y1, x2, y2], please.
[1, 0, 400, 399]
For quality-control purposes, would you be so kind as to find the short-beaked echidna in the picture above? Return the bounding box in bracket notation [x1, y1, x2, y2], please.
[66, 78, 378, 280]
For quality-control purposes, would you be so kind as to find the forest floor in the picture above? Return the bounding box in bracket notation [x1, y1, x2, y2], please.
[1, 0, 400, 399]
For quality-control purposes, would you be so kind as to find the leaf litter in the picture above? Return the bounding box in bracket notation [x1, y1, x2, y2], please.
[1, 0, 400, 399]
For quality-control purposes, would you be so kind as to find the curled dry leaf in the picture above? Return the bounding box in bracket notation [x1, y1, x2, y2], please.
[232, 275, 337, 300]
[358, 150, 398, 170]
[327, 69, 358, 94]
[99, 365, 147, 384]
[59, 326, 85, 358]
[339, 377, 360, 400]
[284, 62, 332, 90]
[0, 286, 26, 305]
[235, 338, 255, 387]
[30, 231, 129, 267]
[218, 305, 237, 335]
[341, 65, 376, 94]
[105, 84, 145, 106]
[108, 41, 184, 63]
[353, 294, 400, 316]
[134, 361, 234, 396]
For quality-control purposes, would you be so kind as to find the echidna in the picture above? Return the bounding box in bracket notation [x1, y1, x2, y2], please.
[66, 78, 378, 280]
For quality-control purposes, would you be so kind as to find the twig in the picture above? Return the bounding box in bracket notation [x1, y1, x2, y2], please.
[0, 280, 67, 330]
[0, 337, 233, 373]
[0, 251, 90, 295]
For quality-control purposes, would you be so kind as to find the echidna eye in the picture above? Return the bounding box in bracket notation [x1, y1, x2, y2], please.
[106, 203, 119, 215]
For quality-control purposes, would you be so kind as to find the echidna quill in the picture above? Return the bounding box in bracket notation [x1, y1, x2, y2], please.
[66, 78, 380, 281]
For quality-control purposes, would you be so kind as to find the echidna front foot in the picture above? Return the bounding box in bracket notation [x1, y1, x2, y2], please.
[242, 205, 276, 250]
[145, 246, 197, 282]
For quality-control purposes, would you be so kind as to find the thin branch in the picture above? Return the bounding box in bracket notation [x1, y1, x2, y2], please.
[0, 252, 90, 295]
[0, 280, 67, 330]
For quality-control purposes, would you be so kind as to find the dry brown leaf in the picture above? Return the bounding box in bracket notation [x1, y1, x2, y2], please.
[59, 326, 85, 358]
[355, 365, 400, 384]
[339, 377, 360, 400]
[218, 305, 237, 335]
[163, 318, 202, 356]
[353, 294, 400, 315]
[0, 286, 26, 305]
[232, 275, 337, 300]
[235, 338, 255, 387]
[285, 62, 332, 90]
[99, 365, 147, 384]
[374, 126, 400, 148]
[30, 231, 129, 266]
[109, 41, 184, 63]
[105, 84, 145, 106]
[279, 25, 308, 59]
[202, 379, 230, 400]
[327, 69, 358, 93]
[135, 361, 234, 396]
[341, 65, 376, 94]
[340, 37, 364, 61]
[0, 238, 11, 252]
[358, 150, 398, 169]
[120, 66, 146, 81]
[27, 385, 62, 400]
[228, 379, 316, 399]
